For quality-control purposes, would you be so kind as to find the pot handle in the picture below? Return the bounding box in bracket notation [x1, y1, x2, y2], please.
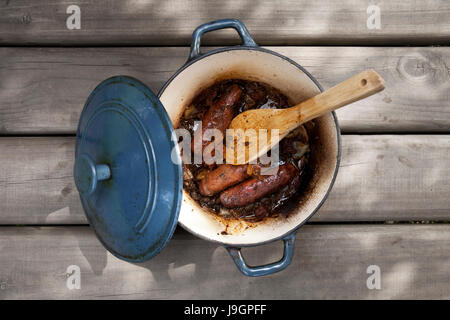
[188, 19, 257, 61]
[225, 232, 296, 277]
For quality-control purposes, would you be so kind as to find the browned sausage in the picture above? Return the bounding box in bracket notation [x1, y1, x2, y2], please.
[199, 164, 249, 196]
[191, 84, 242, 155]
[220, 163, 297, 208]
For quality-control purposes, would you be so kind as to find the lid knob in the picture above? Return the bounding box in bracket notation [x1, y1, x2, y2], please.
[74, 154, 111, 196]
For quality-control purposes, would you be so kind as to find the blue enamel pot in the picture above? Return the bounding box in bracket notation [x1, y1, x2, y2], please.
[74, 19, 341, 277]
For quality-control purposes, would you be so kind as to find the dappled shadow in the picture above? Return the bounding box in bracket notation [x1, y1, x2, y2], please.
[66, 225, 450, 299]
[0, 0, 449, 300]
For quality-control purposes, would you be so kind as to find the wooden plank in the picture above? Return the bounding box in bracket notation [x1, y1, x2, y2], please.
[0, 135, 448, 224]
[319, 135, 450, 221]
[0, 46, 449, 134]
[0, 225, 448, 299]
[0, 0, 449, 45]
[0, 137, 83, 224]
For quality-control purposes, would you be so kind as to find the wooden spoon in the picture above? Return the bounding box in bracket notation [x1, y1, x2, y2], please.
[225, 69, 385, 165]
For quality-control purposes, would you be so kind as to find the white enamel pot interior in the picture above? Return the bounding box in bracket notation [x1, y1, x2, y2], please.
[158, 19, 341, 276]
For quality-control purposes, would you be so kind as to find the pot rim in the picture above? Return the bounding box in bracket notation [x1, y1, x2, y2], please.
[158, 46, 342, 248]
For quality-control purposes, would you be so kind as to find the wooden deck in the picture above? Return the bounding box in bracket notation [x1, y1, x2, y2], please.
[0, 0, 449, 299]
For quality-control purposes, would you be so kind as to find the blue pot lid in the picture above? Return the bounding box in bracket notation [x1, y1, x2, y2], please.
[74, 76, 183, 262]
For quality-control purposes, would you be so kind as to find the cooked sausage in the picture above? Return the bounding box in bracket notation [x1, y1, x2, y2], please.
[220, 163, 297, 208]
[191, 84, 242, 155]
[199, 164, 249, 196]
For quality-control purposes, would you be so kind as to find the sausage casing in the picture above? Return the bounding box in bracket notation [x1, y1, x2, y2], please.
[191, 84, 242, 155]
[199, 164, 249, 196]
[220, 163, 297, 208]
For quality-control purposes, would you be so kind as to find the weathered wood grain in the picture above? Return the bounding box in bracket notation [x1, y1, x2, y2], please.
[320, 135, 450, 221]
[0, 137, 82, 224]
[0, 0, 449, 45]
[0, 225, 448, 299]
[0, 135, 448, 224]
[0, 46, 449, 134]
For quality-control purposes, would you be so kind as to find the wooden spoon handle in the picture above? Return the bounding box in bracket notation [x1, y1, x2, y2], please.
[295, 69, 385, 123]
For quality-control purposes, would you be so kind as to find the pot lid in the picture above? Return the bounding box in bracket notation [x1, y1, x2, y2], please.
[74, 76, 183, 262]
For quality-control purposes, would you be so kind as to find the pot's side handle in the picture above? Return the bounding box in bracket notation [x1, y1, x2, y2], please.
[225, 232, 296, 277]
[188, 19, 257, 61]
